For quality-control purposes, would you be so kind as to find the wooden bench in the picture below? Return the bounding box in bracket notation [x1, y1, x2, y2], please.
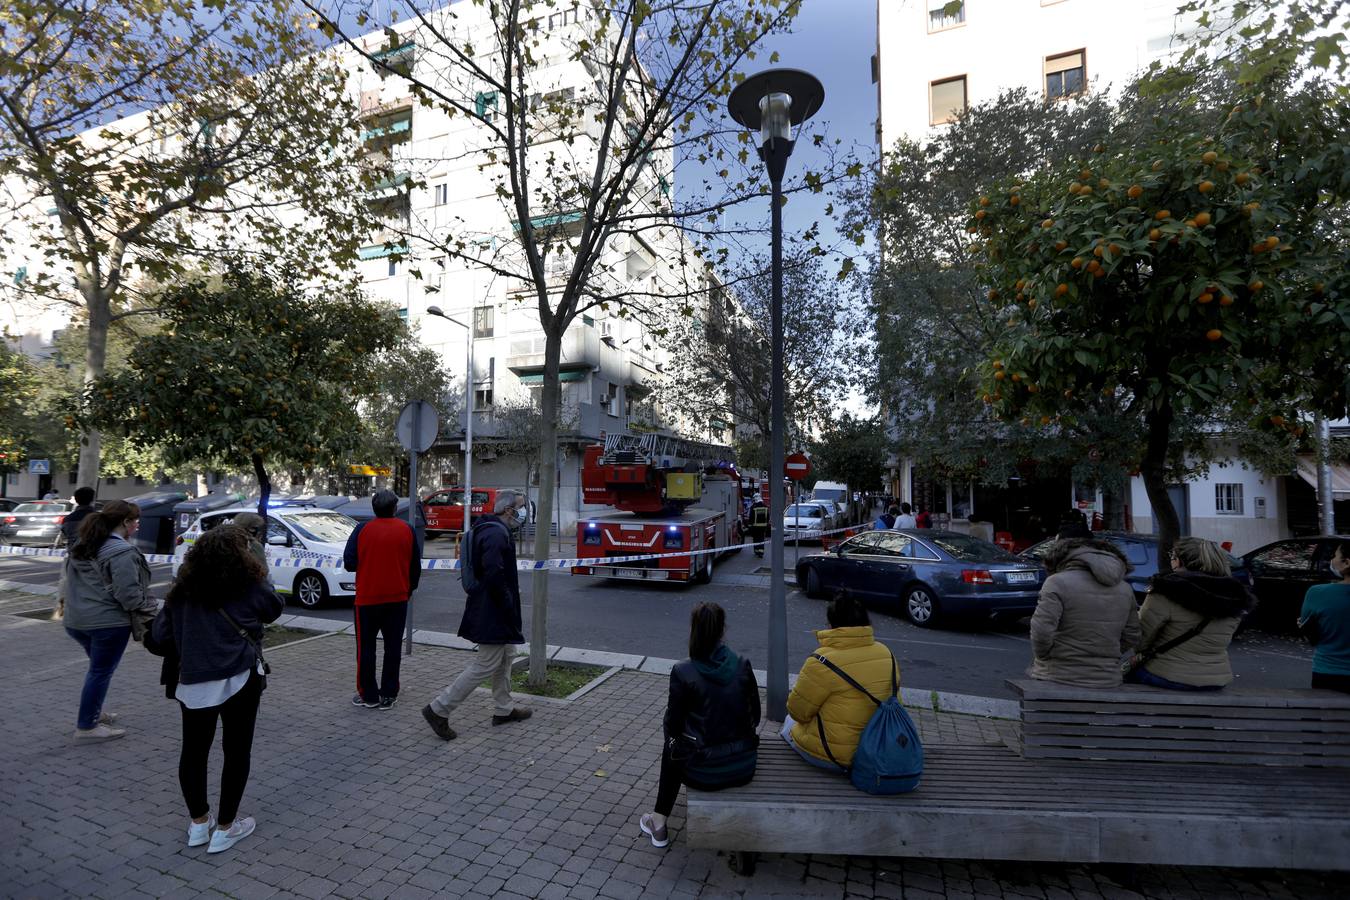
[687, 686, 1350, 873]
[1008, 678, 1350, 767]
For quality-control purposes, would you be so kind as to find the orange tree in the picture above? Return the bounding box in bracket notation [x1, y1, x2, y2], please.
[82, 266, 413, 514]
[969, 69, 1348, 554]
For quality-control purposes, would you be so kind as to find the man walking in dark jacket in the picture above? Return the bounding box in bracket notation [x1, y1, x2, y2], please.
[343, 490, 421, 710]
[422, 490, 532, 740]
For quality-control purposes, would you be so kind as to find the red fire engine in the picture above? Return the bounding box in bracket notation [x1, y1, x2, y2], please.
[571, 433, 743, 584]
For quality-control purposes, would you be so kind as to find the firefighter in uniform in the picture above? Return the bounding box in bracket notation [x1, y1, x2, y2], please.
[748, 493, 771, 558]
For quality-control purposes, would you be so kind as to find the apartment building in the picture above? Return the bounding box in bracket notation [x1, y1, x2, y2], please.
[874, 0, 1196, 149]
[1, 2, 743, 529]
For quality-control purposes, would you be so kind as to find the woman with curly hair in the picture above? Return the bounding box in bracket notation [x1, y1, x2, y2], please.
[152, 525, 283, 854]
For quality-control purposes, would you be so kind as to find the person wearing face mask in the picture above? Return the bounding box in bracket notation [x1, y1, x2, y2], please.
[59, 500, 158, 741]
[1299, 542, 1350, 694]
[422, 490, 532, 740]
[342, 490, 422, 710]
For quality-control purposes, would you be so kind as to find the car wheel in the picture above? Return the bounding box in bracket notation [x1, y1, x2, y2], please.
[904, 585, 939, 628]
[694, 552, 714, 585]
[293, 570, 329, 609]
[802, 565, 822, 598]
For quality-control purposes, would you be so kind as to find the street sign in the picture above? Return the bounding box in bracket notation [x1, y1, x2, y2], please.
[784, 452, 811, 481]
[28, 459, 50, 475]
[396, 401, 439, 453]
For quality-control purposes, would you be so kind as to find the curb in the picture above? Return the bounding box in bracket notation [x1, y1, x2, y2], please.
[0, 585, 1018, 719]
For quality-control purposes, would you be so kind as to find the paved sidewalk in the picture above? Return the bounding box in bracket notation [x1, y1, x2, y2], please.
[1, 590, 1343, 900]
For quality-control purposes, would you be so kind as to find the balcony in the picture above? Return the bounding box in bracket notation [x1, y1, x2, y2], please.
[506, 324, 601, 376]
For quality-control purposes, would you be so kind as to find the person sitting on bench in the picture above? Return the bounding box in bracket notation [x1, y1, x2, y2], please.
[781, 592, 896, 771]
[1030, 538, 1140, 687]
[637, 602, 760, 849]
[1127, 537, 1255, 691]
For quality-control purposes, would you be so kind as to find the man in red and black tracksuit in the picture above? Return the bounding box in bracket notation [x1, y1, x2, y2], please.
[343, 489, 421, 710]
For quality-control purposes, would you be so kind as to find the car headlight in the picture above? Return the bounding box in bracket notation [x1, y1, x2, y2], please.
[340, 582, 357, 591]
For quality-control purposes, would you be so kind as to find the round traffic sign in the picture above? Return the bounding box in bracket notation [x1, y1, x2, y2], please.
[396, 400, 440, 453]
[784, 452, 812, 481]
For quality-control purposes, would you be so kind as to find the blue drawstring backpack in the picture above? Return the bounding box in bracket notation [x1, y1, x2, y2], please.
[811, 652, 923, 795]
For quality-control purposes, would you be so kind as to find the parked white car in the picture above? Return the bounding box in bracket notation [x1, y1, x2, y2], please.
[173, 505, 358, 608]
[783, 503, 833, 542]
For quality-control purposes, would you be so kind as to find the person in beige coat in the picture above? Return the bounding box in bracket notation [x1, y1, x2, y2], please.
[1126, 537, 1255, 690]
[1030, 538, 1140, 687]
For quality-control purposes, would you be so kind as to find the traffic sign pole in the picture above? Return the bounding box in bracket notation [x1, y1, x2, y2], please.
[397, 401, 439, 656]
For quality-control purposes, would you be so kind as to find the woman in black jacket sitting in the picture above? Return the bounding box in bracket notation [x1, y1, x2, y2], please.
[638, 602, 760, 848]
[152, 525, 283, 855]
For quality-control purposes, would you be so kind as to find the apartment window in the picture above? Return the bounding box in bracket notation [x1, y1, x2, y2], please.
[927, 0, 965, 32]
[1045, 50, 1086, 99]
[68, 471, 77, 485]
[474, 359, 495, 409]
[1215, 483, 1244, 515]
[929, 75, 967, 125]
[387, 257, 399, 278]
[433, 183, 448, 206]
[473, 305, 494, 339]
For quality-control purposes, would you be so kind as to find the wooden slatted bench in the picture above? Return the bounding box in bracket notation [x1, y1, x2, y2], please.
[1007, 678, 1350, 767]
[687, 695, 1350, 873]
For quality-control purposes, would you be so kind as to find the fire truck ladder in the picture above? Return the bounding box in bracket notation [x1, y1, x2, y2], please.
[600, 432, 731, 468]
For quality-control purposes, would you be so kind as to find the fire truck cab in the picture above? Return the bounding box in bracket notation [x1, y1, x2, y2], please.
[571, 434, 742, 584]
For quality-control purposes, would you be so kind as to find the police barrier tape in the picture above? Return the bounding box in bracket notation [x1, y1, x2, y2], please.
[0, 520, 871, 572]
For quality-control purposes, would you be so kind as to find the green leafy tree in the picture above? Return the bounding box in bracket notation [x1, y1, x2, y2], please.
[83, 267, 411, 514]
[0, 337, 41, 479]
[0, 0, 389, 486]
[306, 0, 856, 686]
[970, 68, 1348, 556]
[356, 333, 458, 473]
[808, 414, 888, 499]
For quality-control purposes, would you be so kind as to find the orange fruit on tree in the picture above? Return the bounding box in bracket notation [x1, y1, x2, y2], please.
[979, 196, 990, 207]
[1069, 182, 1082, 194]
[1010, 194, 1021, 205]
[1193, 211, 1211, 227]
[988, 288, 999, 300]
[1040, 415, 1052, 425]
[1264, 235, 1279, 251]
[1216, 160, 1230, 172]
[1249, 280, 1264, 292]
[1197, 292, 1214, 304]
[1041, 218, 1055, 229]
[975, 209, 987, 220]
[1055, 283, 1069, 297]
[1011, 373, 1022, 382]
[1080, 168, 1093, 180]
[1015, 278, 1026, 290]
[1108, 243, 1121, 255]
[1202, 151, 1218, 164]
[993, 359, 1003, 368]
[1184, 219, 1196, 228]
[1152, 159, 1165, 171]
[1127, 184, 1143, 199]
[1054, 240, 1068, 251]
[1198, 180, 1214, 193]
[1028, 298, 1039, 309]
[1235, 172, 1250, 185]
[1252, 241, 1267, 254]
[1099, 178, 1111, 189]
[1027, 383, 1040, 394]
[1218, 294, 1234, 306]
[1092, 267, 1106, 278]
[1149, 227, 1162, 241]
[995, 370, 1006, 380]
[1270, 415, 1286, 427]
[1071, 256, 1084, 269]
[1079, 186, 1094, 196]
[1086, 259, 1101, 273]
[1093, 245, 1104, 258]
[1205, 329, 1223, 342]
[1155, 209, 1171, 220]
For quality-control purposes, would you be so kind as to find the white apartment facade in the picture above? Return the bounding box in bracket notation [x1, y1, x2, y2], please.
[1, 1, 742, 531]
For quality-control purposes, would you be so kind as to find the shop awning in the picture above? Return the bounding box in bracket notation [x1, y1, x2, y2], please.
[515, 370, 588, 384]
[1295, 456, 1350, 498]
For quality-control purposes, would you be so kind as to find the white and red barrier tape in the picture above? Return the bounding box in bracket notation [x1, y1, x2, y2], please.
[0, 521, 870, 572]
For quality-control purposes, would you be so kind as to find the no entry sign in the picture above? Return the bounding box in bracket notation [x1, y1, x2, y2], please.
[784, 452, 812, 481]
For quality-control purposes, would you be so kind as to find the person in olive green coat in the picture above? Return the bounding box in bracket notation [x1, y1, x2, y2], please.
[1030, 538, 1140, 687]
[783, 592, 897, 770]
[1128, 537, 1255, 690]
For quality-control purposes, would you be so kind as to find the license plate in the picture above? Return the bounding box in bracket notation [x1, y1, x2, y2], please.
[17, 528, 48, 536]
[1006, 571, 1038, 584]
[615, 568, 644, 579]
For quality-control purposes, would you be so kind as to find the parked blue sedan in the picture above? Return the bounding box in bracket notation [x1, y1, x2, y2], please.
[794, 529, 1045, 628]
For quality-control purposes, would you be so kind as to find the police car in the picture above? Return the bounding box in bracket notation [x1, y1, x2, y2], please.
[173, 504, 358, 608]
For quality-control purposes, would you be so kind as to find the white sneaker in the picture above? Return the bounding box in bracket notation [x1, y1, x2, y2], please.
[187, 816, 215, 848]
[98, 711, 119, 725]
[73, 723, 125, 742]
[207, 817, 255, 854]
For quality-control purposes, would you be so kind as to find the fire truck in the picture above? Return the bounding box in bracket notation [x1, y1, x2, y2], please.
[571, 433, 743, 584]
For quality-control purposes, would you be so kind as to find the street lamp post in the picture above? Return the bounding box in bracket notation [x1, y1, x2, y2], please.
[728, 69, 824, 722]
[426, 305, 474, 540]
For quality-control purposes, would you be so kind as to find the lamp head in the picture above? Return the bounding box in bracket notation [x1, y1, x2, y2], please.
[426, 305, 445, 317]
[727, 68, 825, 150]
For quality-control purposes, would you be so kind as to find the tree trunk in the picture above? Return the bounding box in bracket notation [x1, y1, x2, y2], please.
[76, 289, 112, 489]
[1140, 400, 1178, 573]
[529, 332, 563, 688]
[252, 451, 272, 517]
[1101, 478, 1127, 531]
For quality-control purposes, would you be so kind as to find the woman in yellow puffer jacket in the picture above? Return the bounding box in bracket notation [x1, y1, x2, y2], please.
[782, 592, 898, 770]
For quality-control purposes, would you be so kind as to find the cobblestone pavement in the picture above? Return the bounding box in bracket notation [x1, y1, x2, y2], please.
[1, 590, 1343, 900]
